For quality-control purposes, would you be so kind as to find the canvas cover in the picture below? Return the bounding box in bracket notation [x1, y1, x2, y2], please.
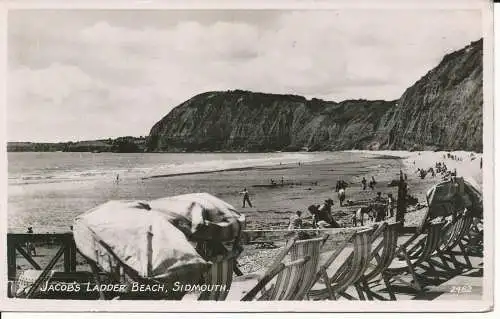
[73, 200, 211, 281]
[149, 193, 246, 242]
[425, 177, 483, 219]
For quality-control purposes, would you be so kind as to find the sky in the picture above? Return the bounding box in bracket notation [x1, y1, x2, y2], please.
[7, 9, 483, 142]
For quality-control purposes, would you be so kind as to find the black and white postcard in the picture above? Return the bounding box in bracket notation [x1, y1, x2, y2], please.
[0, 0, 494, 313]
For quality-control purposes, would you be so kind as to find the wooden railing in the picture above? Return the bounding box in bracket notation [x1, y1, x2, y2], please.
[7, 225, 418, 281]
[7, 233, 77, 281]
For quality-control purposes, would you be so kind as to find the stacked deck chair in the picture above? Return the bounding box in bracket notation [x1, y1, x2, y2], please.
[285, 235, 329, 300]
[382, 220, 445, 300]
[240, 236, 312, 301]
[197, 241, 241, 301]
[356, 222, 401, 300]
[307, 227, 374, 300]
[429, 210, 474, 271]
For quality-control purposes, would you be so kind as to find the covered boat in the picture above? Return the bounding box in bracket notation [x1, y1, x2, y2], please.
[425, 177, 483, 219]
[73, 193, 245, 299]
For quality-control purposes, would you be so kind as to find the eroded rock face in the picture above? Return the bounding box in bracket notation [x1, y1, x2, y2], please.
[146, 92, 396, 152]
[147, 39, 483, 152]
[385, 39, 483, 152]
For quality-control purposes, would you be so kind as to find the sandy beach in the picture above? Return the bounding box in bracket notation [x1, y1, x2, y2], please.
[9, 149, 483, 300]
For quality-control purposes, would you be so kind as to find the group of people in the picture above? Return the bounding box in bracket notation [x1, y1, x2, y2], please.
[287, 198, 342, 231]
[352, 192, 396, 226]
[416, 161, 459, 181]
[361, 176, 377, 190]
[270, 177, 285, 186]
[445, 153, 464, 161]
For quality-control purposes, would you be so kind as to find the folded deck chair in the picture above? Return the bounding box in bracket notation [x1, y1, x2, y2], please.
[198, 253, 238, 301]
[241, 256, 311, 301]
[286, 235, 329, 300]
[429, 212, 474, 270]
[356, 222, 401, 300]
[383, 220, 445, 300]
[307, 228, 374, 300]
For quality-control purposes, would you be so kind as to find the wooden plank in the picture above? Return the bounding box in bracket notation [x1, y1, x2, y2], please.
[7, 233, 73, 243]
[69, 239, 77, 272]
[64, 241, 71, 272]
[26, 244, 66, 298]
[7, 237, 17, 281]
[15, 244, 42, 270]
[241, 263, 285, 301]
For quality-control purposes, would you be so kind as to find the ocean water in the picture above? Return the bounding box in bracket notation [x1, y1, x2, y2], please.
[8, 151, 347, 232]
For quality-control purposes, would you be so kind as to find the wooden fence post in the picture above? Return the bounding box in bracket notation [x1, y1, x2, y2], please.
[7, 236, 17, 281]
[69, 237, 77, 272]
[396, 170, 407, 227]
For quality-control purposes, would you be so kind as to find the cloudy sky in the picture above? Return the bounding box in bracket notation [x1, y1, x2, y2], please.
[8, 9, 483, 142]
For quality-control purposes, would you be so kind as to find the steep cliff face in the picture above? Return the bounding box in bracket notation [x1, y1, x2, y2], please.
[147, 39, 483, 152]
[146, 91, 395, 152]
[385, 39, 483, 152]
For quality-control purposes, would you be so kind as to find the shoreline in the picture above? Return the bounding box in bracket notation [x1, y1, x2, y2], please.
[8, 149, 483, 285]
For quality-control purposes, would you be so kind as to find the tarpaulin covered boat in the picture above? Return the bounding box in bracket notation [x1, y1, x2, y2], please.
[425, 177, 483, 219]
[73, 193, 245, 298]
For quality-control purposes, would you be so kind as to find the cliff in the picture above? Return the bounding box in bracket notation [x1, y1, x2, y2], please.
[385, 39, 483, 152]
[147, 39, 483, 152]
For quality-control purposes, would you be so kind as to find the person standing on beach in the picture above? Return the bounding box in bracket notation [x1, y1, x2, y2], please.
[396, 170, 407, 225]
[26, 227, 36, 256]
[368, 176, 376, 190]
[289, 211, 309, 239]
[240, 188, 253, 208]
[288, 211, 303, 230]
[337, 187, 346, 207]
[373, 192, 387, 222]
[361, 177, 367, 190]
[115, 174, 120, 184]
[387, 193, 395, 217]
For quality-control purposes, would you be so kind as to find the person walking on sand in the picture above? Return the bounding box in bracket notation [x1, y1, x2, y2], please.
[240, 188, 253, 208]
[115, 174, 120, 184]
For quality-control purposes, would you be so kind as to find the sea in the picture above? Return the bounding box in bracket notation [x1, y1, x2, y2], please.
[8, 151, 356, 232]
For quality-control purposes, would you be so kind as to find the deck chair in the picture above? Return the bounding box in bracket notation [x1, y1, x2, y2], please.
[383, 220, 445, 300]
[461, 216, 483, 254]
[429, 212, 474, 271]
[198, 254, 237, 300]
[239, 234, 318, 301]
[241, 256, 311, 301]
[307, 228, 374, 300]
[356, 222, 401, 300]
[287, 235, 329, 300]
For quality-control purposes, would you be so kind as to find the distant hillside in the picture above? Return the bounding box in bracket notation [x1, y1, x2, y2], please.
[7, 136, 147, 153]
[146, 39, 483, 153]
